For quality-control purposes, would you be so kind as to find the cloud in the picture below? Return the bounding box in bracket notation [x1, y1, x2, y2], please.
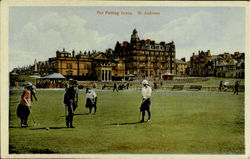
[8, 48, 37, 71]
[9, 12, 118, 71]
[144, 10, 245, 59]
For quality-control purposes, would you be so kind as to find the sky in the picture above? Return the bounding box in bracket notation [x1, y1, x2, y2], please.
[9, 6, 246, 71]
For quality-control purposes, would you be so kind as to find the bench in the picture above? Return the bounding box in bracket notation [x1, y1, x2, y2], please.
[189, 85, 202, 91]
[172, 85, 184, 90]
[102, 85, 113, 90]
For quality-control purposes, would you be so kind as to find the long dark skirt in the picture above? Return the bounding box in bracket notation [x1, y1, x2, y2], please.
[140, 98, 151, 111]
[16, 104, 30, 125]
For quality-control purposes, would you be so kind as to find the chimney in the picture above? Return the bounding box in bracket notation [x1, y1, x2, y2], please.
[72, 50, 75, 57]
[63, 48, 65, 52]
[56, 50, 60, 57]
[207, 50, 211, 56]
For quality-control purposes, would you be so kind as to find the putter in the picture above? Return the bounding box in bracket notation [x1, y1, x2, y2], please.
[30, 111, 36, 125]
[28, 107, 38, 126]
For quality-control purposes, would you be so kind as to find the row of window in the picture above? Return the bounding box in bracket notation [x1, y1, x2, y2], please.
[66, 63, 90, 69]
[132, 62, 171, 67]
[131, 50, 174, 56]
[130, 69, 171, 76]
[132, 56, 172, 61]
[133, 44, 174, 51]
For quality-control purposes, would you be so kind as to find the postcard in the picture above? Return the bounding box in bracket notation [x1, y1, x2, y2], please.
[1, 0, 249, 159]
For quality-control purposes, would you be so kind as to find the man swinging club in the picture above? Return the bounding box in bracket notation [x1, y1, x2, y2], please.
[139, 80, 152, 123]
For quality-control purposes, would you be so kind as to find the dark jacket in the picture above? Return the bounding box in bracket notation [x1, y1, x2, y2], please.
[64, 86, 76, 105]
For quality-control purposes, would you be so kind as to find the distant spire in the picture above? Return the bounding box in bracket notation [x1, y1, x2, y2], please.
[131, 28, 140, 43]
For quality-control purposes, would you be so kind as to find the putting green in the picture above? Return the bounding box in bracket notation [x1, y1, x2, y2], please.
[9, 89, 244, 154]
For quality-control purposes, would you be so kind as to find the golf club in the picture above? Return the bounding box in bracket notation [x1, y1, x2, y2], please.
[28, 106, 39, 126]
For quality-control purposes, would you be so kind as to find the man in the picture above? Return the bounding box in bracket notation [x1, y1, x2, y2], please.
[139, 80, 152, 123]
[16, 82, 32, 128]
[219, 81, 223, 92]
[234, 81, 240, 95]
[64, 79, 77, 128]
[30, 84, 37, 101]
[93, 81, 97, 89]
[153, 81, 157, 89]
[73, 80, 79, 112]
[113, 83, 118, 92]
[85, 88, 97, 114]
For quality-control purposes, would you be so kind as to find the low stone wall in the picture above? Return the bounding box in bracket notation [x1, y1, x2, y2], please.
[157, 85, 244, 92]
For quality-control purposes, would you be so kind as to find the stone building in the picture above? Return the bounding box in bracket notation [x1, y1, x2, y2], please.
[114, 29, 176, 80]
[48, 49, 93, 80]
[189, 51, 245, 78]
[214, 52, 244, 78]
[190, 50, 214, 77]
[48, 48, 125, 81]
[175, 58, 187, 76]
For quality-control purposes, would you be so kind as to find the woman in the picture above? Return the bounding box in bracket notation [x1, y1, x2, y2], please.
[16, 82, 32, 127]
[85, 88, 97, 114]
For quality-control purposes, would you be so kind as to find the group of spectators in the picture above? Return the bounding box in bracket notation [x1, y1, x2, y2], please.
[36, 81, 67, 88]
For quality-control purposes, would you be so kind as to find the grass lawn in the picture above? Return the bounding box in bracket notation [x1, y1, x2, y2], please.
[9, 89, 244, 154]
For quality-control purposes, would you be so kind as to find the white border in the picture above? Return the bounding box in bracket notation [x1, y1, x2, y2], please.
[1, 1, 249, 159]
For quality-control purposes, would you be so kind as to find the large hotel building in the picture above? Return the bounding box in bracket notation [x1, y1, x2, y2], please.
[15, 29, 176, 81]
[114, 29, 176, 79]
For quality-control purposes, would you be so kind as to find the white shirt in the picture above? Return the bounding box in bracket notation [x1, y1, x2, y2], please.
[92, 90, 97, 98]
[86, 89, 97, 100]
[142, 85, 152, 100]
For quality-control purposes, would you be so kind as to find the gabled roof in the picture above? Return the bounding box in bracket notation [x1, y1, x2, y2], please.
[39, 73, 66, 79]
[211, 55, 221, 60]
[175, 59, 186, 64]
[91, 52, 115, 61]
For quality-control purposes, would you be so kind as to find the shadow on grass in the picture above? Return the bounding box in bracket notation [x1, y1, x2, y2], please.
[9, 126, 22, 128]
[59, 113, 89, 117]
[9, 145, 18, 153]
[29, 126, 67, 130]
[74, 113, 89, 116]
[29, 148, 56, 154]
[9, 145, 57, 154]
[110, 121, 142, 125]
